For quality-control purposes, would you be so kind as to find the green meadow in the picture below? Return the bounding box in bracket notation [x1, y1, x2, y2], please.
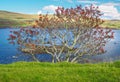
[0, 61, 120, 82]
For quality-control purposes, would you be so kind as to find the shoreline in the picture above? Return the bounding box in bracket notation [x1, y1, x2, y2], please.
[0, 26, 120, 30]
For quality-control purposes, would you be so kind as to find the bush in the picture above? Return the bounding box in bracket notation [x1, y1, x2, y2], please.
[8, 5, 114, 63]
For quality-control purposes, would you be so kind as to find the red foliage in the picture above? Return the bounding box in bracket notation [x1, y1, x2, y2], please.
[9, 34, 16, 40]
[99, 47, 105, 53]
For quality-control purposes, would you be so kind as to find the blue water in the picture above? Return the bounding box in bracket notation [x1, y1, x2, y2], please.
[0, 28, 52, 64]
[0, 28, 120, 64]
[90, 29, 120, 63]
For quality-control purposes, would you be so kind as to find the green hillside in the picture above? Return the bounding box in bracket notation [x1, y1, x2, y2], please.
[0, 10, 120, 28]
[0, 10, 38, 27]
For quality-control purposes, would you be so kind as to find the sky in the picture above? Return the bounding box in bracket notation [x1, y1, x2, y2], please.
[0, 0, 120, 20]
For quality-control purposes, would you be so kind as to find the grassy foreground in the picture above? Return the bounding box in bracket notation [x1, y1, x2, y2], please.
[0, 61, 120, 82]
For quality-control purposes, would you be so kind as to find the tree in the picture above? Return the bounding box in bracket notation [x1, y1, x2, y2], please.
[8, 5, 114, 63]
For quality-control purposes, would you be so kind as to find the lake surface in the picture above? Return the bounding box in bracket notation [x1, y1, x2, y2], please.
[0, 28, 120, 64]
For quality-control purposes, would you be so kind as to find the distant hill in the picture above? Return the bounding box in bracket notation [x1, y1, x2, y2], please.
[0, 10, 120, 28]
[101, 20, 120, 29]
[0, 10, 38, 27]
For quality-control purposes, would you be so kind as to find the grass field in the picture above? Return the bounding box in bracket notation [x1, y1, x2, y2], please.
[0, 61, 120, 82]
